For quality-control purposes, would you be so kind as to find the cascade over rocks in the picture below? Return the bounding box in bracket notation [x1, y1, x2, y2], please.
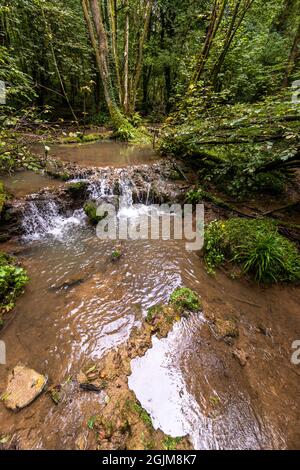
[0, 160, 188, 240]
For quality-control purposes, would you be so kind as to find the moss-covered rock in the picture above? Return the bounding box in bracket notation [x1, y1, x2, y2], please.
[84, 201, 108, 225]
[169, 287, 202, 312]
[66, 181, 89, 198]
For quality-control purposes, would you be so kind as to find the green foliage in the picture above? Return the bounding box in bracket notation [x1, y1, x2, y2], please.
[160, 92, 300, 197]
[111, 249, 122, 260]
[169, 287, 201, 311]
[0, 253, 29, 325]
[204, 218, 300, 283]
[0, 182, 7, 215]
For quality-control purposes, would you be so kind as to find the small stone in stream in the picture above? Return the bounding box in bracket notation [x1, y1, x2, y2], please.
[258, 324, 272, 337]
[75, 433, 87, 450]
[213, 317, 239, 341]
[233, 348, 249, 367]
[2, 365, 48, 411]
[48, 385, 63, 405]
[111, 249, 122, 261]
[77, 369, 107, 393]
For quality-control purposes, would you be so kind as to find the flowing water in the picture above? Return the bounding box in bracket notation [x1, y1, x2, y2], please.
[0, 142, 300, 450]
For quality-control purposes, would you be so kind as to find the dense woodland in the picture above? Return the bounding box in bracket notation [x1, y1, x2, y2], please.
[0, 0, 300, 293]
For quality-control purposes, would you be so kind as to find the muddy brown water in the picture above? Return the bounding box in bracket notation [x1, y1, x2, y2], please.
[31, 141, 160, 168]
[1, 171, 63, 199]
[0, 142, 300, 450]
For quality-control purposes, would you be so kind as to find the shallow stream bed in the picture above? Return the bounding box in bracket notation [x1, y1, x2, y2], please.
[0, 142, 300, 450]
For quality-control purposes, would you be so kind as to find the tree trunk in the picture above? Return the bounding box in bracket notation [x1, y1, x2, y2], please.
[130, 0, 153, 112]
[81, 0, 147, 140]
[108, 0, 122, 105]
[192, 0, 227, 85]
[123, 0, 130, 114]
[211, 0, 254, 90]
[282, 22, 300, 87]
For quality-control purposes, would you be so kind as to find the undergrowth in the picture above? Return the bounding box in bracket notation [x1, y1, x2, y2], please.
[0, 253, 29, 326]
[204, 218, 300, 283]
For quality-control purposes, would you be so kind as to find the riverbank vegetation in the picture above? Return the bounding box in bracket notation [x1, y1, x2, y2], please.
[0, 253, 28, 327]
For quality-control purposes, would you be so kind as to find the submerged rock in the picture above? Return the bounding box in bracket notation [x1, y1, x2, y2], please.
[233, 348, 249, 367]
[212, 316, 239, 341]
[2, 365, 48, 411]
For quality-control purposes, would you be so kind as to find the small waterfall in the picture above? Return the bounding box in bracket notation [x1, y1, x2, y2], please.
[22, 200, 86, 242]
[88, 175, 113, 201]
[20, 167, 168, 241]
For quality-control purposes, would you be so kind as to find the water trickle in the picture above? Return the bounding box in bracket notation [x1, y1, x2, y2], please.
[22, 200, 86, 242]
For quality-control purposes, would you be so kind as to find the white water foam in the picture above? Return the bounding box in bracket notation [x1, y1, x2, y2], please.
[22, 200, 86, 242]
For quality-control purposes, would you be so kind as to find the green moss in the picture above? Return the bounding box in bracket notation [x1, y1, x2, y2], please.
[66, 181, 88, 198]
[0, 252, 29, 326]
[169, 287, 202, 312]
[204, 218, 300, 283]
[0, 182, 7, 216]
[81, 133, 103, 143]
[84, 201, 108, 225]
[146, 304, 164, 324]
[125, 399, 153, 428]
[111, 249, 122, 261]
[163, 435, 182, 450]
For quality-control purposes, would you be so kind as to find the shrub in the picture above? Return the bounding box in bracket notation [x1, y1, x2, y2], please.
[0, 253, 29, 325]
[204, 218, 300, 283]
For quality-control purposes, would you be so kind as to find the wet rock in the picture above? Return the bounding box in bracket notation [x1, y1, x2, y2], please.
[77, 366, 107, 393]
[233, 348, 249, 367]
[2, 365, 48, 411]
[213, 317, 239, 341]
[66, 181, 89, 199]
[49, 276, 85, 292]
[257, 324, 272, 337]
[75, 432, 88, 450]
[84, 201, 108, 225]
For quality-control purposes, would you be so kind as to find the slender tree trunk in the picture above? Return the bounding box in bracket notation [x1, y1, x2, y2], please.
[192, 0, 227, 86]
[130, 0, 153, 112]
[211, 0, 254, 90]
[123, 0, 130, 114]
[282, 22, 300, 87]
[41, 7, 78, 122]
[108, 0, 122, 105]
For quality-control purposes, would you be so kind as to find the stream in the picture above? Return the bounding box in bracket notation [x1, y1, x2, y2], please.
[0, 141, 300, 450]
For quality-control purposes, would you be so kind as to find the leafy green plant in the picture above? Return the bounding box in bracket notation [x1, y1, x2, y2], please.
[204, 218, 300, 283]
[0, 253, 29, 325]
